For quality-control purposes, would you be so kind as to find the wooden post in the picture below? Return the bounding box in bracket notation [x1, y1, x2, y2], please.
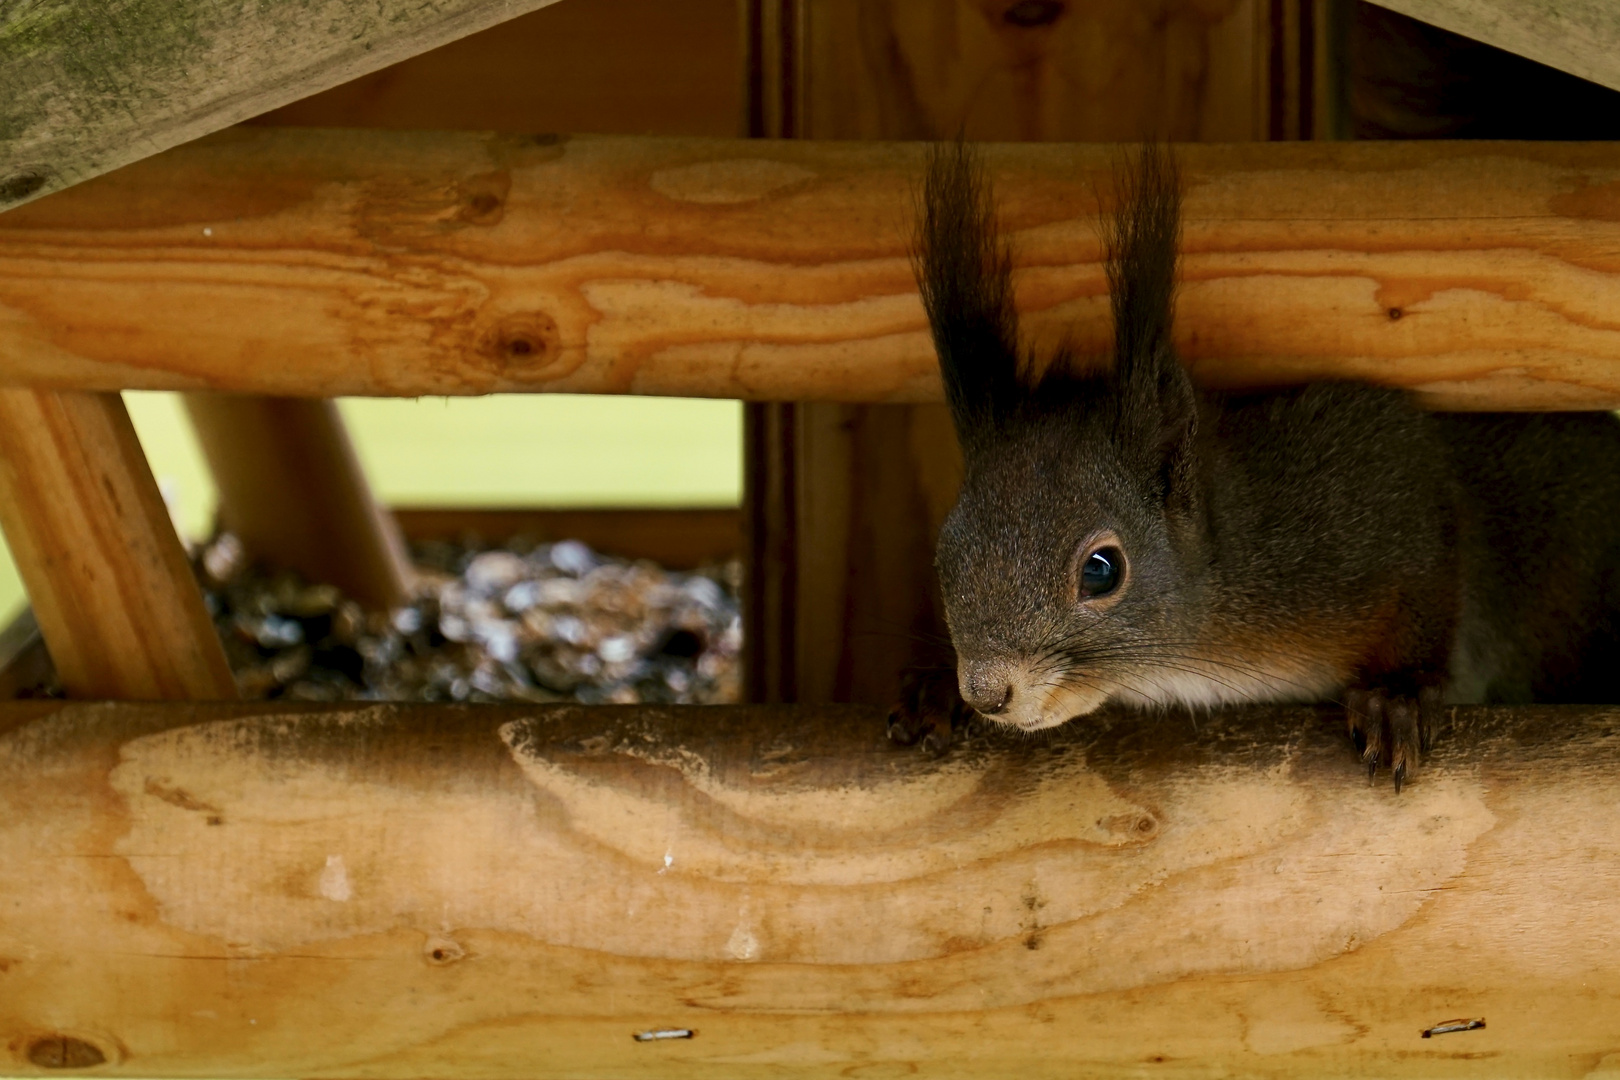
[183, 395, 412, 610]
[0, 390, 236, 700]
[1, 698, 1618, 1075]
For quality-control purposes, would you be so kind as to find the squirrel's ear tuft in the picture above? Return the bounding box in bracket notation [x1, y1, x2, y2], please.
[915, 141, 1021, 444]
[1107, 143, 1180, 385]
[1107, 144, 1198, 498]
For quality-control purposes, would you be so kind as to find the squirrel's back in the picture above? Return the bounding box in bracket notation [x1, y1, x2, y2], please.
[1201, 391, 1620, 706]
[906, 139, 1620, 769]
[1437, 412, 1620, 703]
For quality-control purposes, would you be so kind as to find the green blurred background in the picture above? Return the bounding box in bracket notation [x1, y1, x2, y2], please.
[0, 395, 743, 625]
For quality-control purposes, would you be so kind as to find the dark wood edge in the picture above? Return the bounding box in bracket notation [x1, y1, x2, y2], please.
[390, 506, 741, 568]
[0, 607, 52, 701]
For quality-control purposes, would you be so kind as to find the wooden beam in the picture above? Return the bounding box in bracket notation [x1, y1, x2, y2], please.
[391, 507, 742, 569]
[1, 698, 1619, 1075]
[184, 395, 413, 611]
[0, 0, 563, 211]
[0, 390, 236, 700]
[5, 130, 1620, 409]
[1364, 0, 1620, 95]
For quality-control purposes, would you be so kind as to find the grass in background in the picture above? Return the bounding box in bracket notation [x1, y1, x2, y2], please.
[0, 393, 743, 623]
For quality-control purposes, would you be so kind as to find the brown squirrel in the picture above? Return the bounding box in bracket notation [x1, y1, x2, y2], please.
[889, 142, 1620, 789]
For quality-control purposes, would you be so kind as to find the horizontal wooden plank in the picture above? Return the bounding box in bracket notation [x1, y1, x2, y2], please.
[0, 0, 560, 211]
[1, 699, 1619, 1076]
[392, 506, 742, 567]
[1365, 0, 1620, 94]
[6, 132, 1620, 407]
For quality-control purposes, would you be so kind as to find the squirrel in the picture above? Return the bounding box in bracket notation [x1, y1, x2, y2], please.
[887, 141, 1620, 789]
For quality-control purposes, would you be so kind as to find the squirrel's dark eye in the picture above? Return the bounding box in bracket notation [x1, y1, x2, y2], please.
[1080, 548, 1122, 597]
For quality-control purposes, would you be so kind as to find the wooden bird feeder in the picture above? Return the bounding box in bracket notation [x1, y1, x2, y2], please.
[3, 0, 1620, 1076]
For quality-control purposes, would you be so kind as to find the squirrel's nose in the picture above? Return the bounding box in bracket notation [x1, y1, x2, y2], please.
[963, 682, 1012, 715]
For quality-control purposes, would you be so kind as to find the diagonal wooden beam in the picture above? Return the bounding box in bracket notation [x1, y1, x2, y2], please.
[0, 0, 563, 211]
[5, 131, 1620, 409]
[183, 394, 414, 612]
[1364, 0, 1620, 94]
[0, 389, 237, 700]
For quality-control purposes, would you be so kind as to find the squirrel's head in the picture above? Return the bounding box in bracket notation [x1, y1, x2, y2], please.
[917, 142, 1206, 730]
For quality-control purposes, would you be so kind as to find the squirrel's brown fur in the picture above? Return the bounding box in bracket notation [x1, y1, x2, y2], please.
[900, 141, 1620, 787]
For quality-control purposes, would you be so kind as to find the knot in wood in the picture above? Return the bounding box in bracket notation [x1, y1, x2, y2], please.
[1002, 0, 1065, 27]
[27, 1036, 106, 1069]
[456, 170, 511, 226]
[484, 315, 559, 372]
[0, 169, 49, 206]
[424, 936, 466, 965]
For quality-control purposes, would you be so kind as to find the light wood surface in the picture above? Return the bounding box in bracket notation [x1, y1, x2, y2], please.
[1365, 0, 1620, 94]
[184, 395, 413, 611]
[9, 131, 1620, 408]
[0, 698, 1617, 1076]
[0, 390, 235, 700]
[0, 0, 562, 211]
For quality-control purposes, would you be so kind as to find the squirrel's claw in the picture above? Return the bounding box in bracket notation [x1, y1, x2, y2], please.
[888, 665, 973, 756]
[1345, 686, 1435, 792]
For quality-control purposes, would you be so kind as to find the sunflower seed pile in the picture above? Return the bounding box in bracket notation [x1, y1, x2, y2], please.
[198, 531, 743, 704]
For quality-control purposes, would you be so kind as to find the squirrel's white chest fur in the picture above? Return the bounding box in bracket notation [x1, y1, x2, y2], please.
[1004, 653, 1346, 730]
[1108, 661, 1345, 712]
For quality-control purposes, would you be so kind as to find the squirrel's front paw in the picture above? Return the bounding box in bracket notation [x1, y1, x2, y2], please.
[1344, 685, 1440, 792]
[887, 665, 974, 757]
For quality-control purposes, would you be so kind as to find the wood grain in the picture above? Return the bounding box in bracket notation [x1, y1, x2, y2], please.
[1364, 0, 1620, 95]
[0, 390, 236, 700]
[9, 131, 1620, 408]
[184, 395, 413, 611]
[0, 0, 562, 211]
[1, 698, 1618, 1076]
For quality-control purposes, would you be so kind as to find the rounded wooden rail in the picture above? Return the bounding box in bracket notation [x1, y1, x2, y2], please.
[1, 699, 1617, 1076]
[5, 133, 1620, 408]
